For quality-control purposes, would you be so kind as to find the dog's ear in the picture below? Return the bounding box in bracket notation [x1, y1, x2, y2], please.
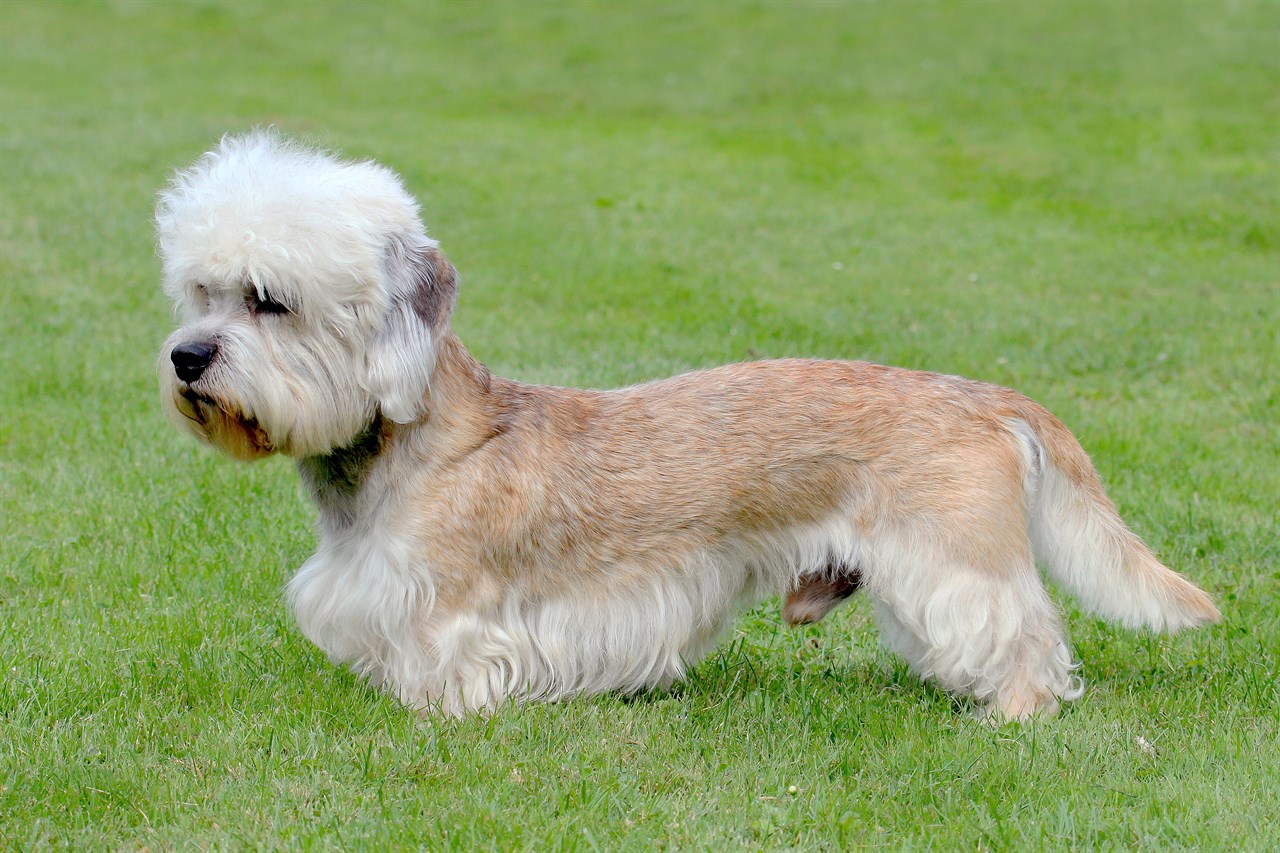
[365, 234, 458, 423]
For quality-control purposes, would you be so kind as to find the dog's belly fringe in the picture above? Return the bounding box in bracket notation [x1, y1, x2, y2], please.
[419, 513, 866, 714]
[287, 512, 865, 716]
[426, 563, 756, 714]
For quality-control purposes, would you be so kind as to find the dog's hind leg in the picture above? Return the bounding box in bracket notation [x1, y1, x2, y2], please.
[868, 543, 1082, 722]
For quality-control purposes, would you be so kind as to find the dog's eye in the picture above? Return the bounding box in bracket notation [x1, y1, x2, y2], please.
[250, 290, 291, 316]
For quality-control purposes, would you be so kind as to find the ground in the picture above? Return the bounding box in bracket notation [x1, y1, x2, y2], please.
[1, 1, 1277, 848]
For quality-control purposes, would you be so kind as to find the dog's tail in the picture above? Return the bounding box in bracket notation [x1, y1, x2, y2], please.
[1008, 407, 1219, 632]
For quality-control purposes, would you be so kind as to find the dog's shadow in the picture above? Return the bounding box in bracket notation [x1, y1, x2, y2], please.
[619, 624, 965, 728]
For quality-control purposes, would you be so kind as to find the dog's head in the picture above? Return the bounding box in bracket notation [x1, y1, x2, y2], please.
[156, 131, 456, 460]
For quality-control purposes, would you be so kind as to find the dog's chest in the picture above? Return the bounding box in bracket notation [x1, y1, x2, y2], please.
[285, 531, 428, 696]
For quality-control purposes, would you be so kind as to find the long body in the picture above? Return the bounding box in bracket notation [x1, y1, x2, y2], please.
[287, 334, 1217, 718]
[157, 132, 1219, 721]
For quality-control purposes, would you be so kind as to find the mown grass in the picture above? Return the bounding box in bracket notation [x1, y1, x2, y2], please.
[2, 0, 1277, 848]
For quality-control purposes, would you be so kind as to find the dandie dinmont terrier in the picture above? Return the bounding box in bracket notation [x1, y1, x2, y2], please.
[157, 132, 1219, 720]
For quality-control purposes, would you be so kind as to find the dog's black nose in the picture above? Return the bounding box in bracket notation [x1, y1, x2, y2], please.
[171, 340, 218, 384]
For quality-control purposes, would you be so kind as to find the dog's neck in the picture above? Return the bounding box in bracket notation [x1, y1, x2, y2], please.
[415, 329, 502, 456]
[296, 330, 502, 529]
[297, 414, 386, 528]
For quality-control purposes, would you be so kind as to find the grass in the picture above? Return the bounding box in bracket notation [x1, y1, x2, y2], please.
[1, 0, 1277, 847]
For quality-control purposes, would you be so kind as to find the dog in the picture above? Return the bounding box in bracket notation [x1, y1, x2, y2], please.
[156, 131, 1219, 721]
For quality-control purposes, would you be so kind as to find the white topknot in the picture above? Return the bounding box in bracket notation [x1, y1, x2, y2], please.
[155, 130, 430, 321]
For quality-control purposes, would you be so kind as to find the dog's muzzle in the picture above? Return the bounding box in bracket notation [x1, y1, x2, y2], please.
[171, 340, 218, 383]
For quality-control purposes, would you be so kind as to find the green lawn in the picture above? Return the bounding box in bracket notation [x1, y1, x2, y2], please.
[2, 0, 1277, 848]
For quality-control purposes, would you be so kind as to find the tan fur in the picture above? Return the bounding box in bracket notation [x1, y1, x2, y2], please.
[413, 335, 1044, 604]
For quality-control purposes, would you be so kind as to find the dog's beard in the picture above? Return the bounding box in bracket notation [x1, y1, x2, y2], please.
[159, 343, 379, 460]
[172, 388, 276, 461]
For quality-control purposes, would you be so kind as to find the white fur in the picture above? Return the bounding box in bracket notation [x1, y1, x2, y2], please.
[156, 131, 438, 455]
[1031, 460, 1184, 631]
